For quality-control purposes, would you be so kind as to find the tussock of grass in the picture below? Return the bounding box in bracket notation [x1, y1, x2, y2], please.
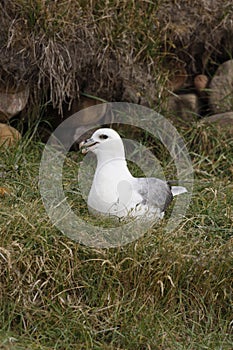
[0, 124, 232, 349]
[1, 1, 233, 114]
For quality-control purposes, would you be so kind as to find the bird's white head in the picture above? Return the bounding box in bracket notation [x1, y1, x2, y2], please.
[79, 128, 125, 161]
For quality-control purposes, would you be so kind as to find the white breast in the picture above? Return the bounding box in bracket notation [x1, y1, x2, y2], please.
[87, 160, 143, 217]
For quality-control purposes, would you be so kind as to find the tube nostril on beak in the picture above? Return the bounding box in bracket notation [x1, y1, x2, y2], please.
[79, 138, 99, 154]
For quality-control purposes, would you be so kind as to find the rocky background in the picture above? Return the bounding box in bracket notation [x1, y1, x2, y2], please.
[0, 0, 233, 145]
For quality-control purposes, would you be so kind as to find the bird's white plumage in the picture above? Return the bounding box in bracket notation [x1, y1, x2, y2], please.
[79, 128, 187, 220]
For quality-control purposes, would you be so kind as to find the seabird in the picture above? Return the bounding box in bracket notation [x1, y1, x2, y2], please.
[79, 128, 187, 220]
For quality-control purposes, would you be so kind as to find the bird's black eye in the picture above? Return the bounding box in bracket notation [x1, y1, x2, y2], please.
[99, 134, 108, 140]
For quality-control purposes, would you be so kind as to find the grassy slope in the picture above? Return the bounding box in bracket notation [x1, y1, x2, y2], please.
[0, 124, 232, 349]
[0, 2, 233, 348]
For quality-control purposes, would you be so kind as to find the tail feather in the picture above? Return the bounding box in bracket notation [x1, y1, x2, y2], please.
[171, 186, 187, 197]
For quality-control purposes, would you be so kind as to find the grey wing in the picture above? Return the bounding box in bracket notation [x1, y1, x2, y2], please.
[135, 178, 173, 212]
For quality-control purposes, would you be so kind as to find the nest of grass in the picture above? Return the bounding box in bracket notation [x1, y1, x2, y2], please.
[0, 0, 233, 116]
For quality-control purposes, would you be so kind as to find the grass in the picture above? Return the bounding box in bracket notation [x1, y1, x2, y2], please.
[0, 123, 232, 349]
[1, 2, 233, 348]
[1, 1, 233, 114]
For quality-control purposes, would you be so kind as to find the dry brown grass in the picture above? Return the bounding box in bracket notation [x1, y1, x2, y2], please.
[0, 0, 233, 117]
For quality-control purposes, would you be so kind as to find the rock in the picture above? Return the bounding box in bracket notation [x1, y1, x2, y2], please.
[194, 74, 208, 92]
[42, 95, 108, 148]
[0, 86, 29, 122]
[46, 94, 108, 129]
[70, 95, 107, 125]
[209, 60, 233, 114]
[0, 123, 21, 146]
[200, 111, 233, 134]
[167, 93, 199, 121]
